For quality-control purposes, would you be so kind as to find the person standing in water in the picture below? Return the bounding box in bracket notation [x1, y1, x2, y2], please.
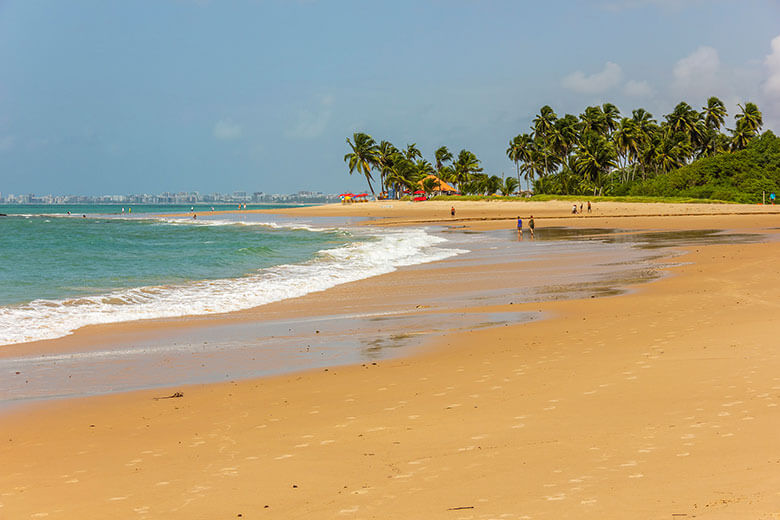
[528, 215, 535, 238]
[516, 216, 523, 238]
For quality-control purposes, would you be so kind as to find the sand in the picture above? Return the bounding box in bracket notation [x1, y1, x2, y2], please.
[2, 201, 780, 519]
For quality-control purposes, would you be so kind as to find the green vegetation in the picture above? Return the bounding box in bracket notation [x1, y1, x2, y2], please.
[628, 131, 780, 203]
[345, 97, 777, 203]
[429, 194, 736, 204]
[343, 134, 506, 198]
[510, 99, 775, 202]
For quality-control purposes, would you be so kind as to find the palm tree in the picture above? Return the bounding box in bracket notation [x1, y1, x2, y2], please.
[698, 127, 729, 157]
[506, 136, 523, 192]
[375, 140, 399, 194]
[702, 97, 727, 131]
[344, 132, 378, 195]
[485, 175, 503, 196]
[553, 114, 581, 162]
[580, 106, 608, 136]
[602, 103, 621, 135]
[404, 143, 422, 161]
[655, 131, 690, 173]
[730, 119, 753, 151]
[500, 176, 519, 196]
[452, 149, 483, 189]
[512, 133, 536, 191]
[438, 165, 456, 186]
[529, 146, 547, 189]
[735, 102, 763, 135]
[416, 159, 435, 179]
[387, 157, 422, 196]
[575, 132, 617, 194]
[632, 108, 656, 130]
[664, 102, 704, 163]
[434, 146, 453, 173]
[613, 117, 641, 180]
[533, 105, 558, 176]
[632, 109, 658, 179]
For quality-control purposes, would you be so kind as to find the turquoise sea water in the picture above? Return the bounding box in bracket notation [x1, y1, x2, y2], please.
[0, 202, 306, 216]
[0, 213, 343, 306]
[0, 204, 462, 345]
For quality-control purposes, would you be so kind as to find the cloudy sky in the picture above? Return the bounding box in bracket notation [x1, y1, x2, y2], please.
[1, 0, 779, 196]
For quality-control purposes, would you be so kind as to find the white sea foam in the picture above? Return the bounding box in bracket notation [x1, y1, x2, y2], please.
[152, 217, 337, 233]
[0, 227, 466, 345]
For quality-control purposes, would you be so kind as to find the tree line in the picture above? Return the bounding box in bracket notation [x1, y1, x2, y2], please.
[343, 135, 520, 197]
[345, 97, 766, 199]
[508, 98, 764, 196]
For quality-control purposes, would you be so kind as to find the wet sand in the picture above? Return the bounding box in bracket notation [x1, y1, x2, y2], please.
[1, 226, 676, 404]
[2, 203, 780, 518]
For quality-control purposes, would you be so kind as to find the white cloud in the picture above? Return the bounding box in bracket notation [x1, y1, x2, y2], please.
[213, 119, 242, 140]
[623, 79, 654, 98]
[764, 35, 780, 100]
[673, 46, 720, 91]
[562, 62, 623, 94]
[285, 94, 333, 139]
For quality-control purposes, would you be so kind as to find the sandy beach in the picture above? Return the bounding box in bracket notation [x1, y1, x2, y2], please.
[2, 201, 780, 519]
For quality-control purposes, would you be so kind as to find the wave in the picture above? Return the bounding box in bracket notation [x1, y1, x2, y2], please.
[151, 217, 340, 233]
[0, 227, 466, 345]
[4, 213, 339, 233]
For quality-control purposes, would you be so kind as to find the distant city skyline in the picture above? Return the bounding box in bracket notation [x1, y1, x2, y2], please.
[1, 1, 779, 195]
[0, 190, 337, 205]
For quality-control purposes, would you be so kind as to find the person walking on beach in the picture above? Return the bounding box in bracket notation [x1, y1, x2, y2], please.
[572, 204, 577, 214]
[587, 201, 592, 213]
[451, 206, 455, 217]
[528, 215, 535, 238]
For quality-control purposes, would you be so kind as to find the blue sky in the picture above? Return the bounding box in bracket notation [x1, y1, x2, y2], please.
[1, 0, 779, 196]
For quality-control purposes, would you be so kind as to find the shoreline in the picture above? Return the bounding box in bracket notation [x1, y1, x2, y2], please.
[2, 204, 780, 518]
[0, 220, 679, 405]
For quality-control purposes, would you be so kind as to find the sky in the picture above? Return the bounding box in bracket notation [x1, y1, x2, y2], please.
[1, 0, 779, 196]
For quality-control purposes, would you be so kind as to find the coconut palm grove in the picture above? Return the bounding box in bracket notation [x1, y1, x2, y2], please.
[344, 98, 780, 203]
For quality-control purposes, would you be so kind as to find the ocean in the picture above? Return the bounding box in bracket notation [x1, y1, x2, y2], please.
[0, 204, 463, 346]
